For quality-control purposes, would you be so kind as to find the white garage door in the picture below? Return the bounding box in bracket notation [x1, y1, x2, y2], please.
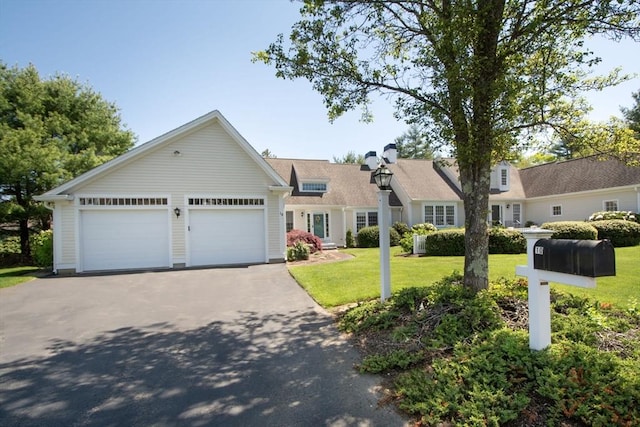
[81, 210, 170, 271]
[189, 209, 265, 266]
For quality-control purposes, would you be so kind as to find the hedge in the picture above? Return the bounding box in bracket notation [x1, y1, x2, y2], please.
[488, 227, 526, 254]
[425, 229, 465, 256]
[356, 226, 401, 248]
[399, 223, 438, 253]
[589, 220, 640, 247]
[588, 210, 638, 223]
[540, 221, 598, 240]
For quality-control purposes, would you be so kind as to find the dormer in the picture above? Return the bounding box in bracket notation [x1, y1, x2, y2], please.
[490, 161, 510, 192]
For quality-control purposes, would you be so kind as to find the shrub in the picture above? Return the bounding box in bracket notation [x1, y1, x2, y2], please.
[588, 210, 638, 223]
[30, 230, 53, 267]
[286, 241, 310, 261]
[488, 227, 526, 254]
[392, 221, 411, 236]
[356, 226, 401, 248]
[425, 228, 465, 256]
[590, 219, 640, 247]
[540, 221, 598, 240]
[286, 229, 322, 253]
[345, 228, 355, 248]
[399, 223, 438, 253]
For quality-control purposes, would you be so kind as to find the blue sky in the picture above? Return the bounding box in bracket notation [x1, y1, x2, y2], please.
[1, 0, 639, 160]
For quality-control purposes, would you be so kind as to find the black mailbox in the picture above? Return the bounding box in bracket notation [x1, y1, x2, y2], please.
[533, 239, 615, 277]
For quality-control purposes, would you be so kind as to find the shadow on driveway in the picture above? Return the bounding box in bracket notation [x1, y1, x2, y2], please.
[1, 305, 405, 426]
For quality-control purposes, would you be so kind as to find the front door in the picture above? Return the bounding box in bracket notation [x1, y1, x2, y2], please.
[491, 205, 502, 225]
[313, 213, 325, 238]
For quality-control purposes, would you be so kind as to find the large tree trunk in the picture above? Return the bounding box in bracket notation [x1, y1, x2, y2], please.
[460, 164, 491, 292]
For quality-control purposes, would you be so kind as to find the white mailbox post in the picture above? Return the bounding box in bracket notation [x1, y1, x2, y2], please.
[516, 229, 598, 351]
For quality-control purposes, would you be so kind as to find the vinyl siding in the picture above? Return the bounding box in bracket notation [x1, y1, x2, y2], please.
[58, 201, 76, 269]
[60, 121, 285, 268]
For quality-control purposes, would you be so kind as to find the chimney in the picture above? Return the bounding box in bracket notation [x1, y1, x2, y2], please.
[383, 143, 397, 164]
[365, 151, 378, 170]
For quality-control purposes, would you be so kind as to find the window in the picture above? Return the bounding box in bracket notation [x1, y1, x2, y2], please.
[604, 200, 618, 212]
[188, 198, 264, 206]
[286, 211, 294, 232]
[552, 205, 562, 216]
[301, 182, 327, 192]
[424, 204, 455, 227]
[356, 211, 378, 232]
[501, 169, 508, 186]
[79, 197, 168, 206]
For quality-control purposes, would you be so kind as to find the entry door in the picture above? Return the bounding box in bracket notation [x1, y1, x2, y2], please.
[491, 205, 502, 225]
[312, 213, 325, 238]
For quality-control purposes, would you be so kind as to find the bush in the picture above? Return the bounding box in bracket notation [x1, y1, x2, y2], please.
[590, 219, 640, 247]
[345, 228, 355, 248]
[399, 223, 438, 253]
[30, 230, 53, 267]
[425, 229, 465, 256]
[488, 227, 526, 254]
[286, 229, 322, 253]
[392, 221, 411, 236]
[541, 221, 598, 240]
[588, 210, 638, 223]
[286, 241, 310, 261]
[356, 226, 401, 248]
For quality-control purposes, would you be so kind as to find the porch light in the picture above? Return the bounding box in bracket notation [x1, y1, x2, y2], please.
[174, 207, 181, 218]
[373, 164, 393, 190]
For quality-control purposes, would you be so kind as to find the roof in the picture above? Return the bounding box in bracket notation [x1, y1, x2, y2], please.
[37, 110, 289, 200]
[387, 159, 462, 200]
[266, 158, 402, 207]
[520, 156, 640, 198]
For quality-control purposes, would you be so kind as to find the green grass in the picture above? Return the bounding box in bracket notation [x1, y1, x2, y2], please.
[289, 246, 640, 308]
[0, 267, 40, 289]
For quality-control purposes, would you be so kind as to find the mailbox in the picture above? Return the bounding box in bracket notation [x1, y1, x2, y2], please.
[533, 239, 615, 277]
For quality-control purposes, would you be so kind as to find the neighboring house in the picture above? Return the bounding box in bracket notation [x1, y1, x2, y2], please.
[36, 111, 291, 274]
[519, 156, 640, 225]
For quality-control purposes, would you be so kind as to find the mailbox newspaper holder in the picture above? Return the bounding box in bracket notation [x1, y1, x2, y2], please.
[533, 239, 616, 277]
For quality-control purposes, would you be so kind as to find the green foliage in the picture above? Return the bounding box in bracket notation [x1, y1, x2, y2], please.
[541, 221, 598, 240]
[345, 228, 355, 248]
[0, 236, 20, 254]
[621, 89, 640, 139]
[286, 241, 310, 262]
[488, 227, 526, 254]
[392, 221, 410, 236]
[29, 230, 53, 267]
[356, 226, 401, 248]
[332, 150, 364, 164]
[338, 275, 640, 426]
[394, 124, 436, 159]
[399, 223, 438, 253]
[425, 229, 465, 256]
[589, 220, 640, 247]
[588, 210, 638, 223]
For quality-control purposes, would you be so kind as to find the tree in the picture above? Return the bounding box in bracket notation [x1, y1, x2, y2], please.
[621, 89, 640, 138]
[261, 148, 277, 158]
[0, 63, 135, 257]
[332, 150, 364, 164]
[255, 1, 639, 291]
[394, 125, 436, 159]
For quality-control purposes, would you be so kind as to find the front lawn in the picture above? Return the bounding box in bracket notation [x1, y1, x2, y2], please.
[288, 246, 640, 308]
[0, 267, 40, 289]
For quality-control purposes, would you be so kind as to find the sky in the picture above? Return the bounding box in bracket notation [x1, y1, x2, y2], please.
[1, 0, 639, 160]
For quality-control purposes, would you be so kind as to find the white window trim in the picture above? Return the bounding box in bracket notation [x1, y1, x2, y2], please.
[603, 199, 619, 212]
[423, 203, 457, 227]
[299, 179, 330, 193]
[354, 210, 378, 232]
[499, 167, 509, 191]
[551, 205, 563, 217]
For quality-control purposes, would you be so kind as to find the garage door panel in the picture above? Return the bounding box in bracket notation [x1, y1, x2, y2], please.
[189, 209, 264, 266]
[81, 210, 170, 271]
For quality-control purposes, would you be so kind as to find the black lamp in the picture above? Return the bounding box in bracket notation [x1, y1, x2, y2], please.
[174, 207, 181, 218]
[373, 164, 393, 190]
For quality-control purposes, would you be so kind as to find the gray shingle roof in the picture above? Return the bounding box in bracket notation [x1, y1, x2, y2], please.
[266, 158, 401, 206]
[387, 159, 461, 200]
[519, 156, 640, 198]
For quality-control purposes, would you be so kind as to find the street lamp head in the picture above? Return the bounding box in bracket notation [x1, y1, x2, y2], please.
[373, 164, 393, 190]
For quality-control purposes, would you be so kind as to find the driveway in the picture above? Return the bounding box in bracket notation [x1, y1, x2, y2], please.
[0, 265, 408, 426]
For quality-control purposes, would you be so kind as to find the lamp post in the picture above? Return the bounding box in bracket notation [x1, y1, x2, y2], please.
[373, 164, 393, 301]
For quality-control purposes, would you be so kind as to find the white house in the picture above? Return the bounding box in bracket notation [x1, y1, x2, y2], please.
[36, 111, 291, 274]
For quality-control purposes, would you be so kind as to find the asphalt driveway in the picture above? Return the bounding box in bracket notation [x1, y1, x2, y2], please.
[0, 265, 408, 426]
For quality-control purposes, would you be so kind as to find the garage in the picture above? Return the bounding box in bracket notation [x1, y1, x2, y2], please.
[80, 209, 171, 272]
[188, 208, 265, 266]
